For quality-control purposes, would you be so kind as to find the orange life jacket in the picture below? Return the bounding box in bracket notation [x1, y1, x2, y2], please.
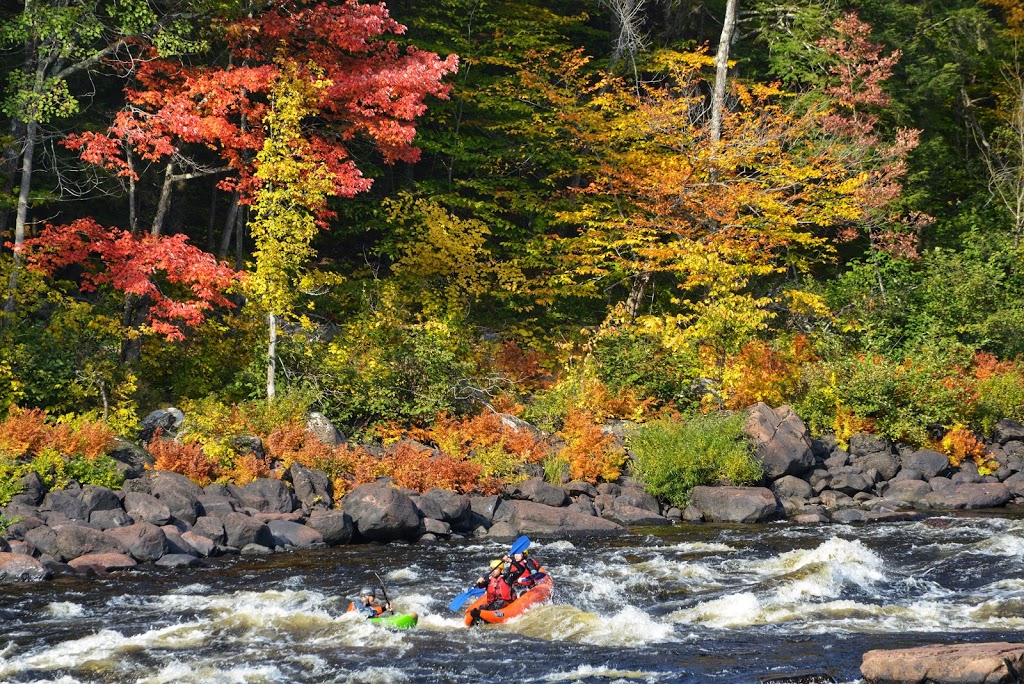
[346, 601, 384, 616]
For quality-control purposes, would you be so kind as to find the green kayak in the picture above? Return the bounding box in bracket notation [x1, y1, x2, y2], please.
[368, 612, 418, 629]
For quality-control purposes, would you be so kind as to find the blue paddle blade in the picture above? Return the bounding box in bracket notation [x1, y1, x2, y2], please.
[509, 535, 531, 556]
[448, 587, 485, 611]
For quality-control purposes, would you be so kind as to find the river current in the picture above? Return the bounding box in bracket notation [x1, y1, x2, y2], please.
[2, 514, 1023, 683]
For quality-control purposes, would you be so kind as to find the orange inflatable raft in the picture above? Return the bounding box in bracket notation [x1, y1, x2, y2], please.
[464, 572, 553, 626]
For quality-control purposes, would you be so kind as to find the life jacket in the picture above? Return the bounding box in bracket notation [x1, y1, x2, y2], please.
[347, 601, 384, 617]
[509, 557, 541, 583]
[486, 574, 512, 602]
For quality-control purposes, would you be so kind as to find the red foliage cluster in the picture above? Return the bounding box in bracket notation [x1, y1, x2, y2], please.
[0, 407, 114, 460]
[432, 412, 546, 463]
[560, 410, 623, 483]
[149, 434, 219, 487]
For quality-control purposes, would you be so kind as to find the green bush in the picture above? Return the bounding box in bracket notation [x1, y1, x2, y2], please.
[593, 330, 695, 405]
[0, 457, 25, 506]
[628, 412, 762, 508]
[542, 452, 569, 484]
[66, 454, 124, 490]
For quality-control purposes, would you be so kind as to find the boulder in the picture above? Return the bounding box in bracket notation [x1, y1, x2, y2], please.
[0, 552, 50, 581]
[831, 509, 865, 523]
[155, 554, 204, 569]
[684, 486, 781, 524]
[827, 468, 873, 496]
[197, 495, 237, 519]
[17, 472, 45, 506]
[228, 435, 265, 460]
[286, 464, 333, 510]
[8, 540, 35, 556]
[921, 484, 1011, 510]
[222, 512, 274, 549]
[2, 513, 43, 541]
[682, 505, 703, 522]
[157, 492, 200, 526]
[564, 481, 599, 499]
[568, 499, 598, 516]
[951, 470, 983, 485]
[306, 412, 346, 446]
[267, 520, 325, 549]
[881, 480, 932, 505]
[849, 434, 899, 480]
[493, 499, 626, 536]
[68, 553, 137, 573]
[416, 488, 472, 529]
[469, 495, 500, 522]
[421, 518, 451, 536]
[54, 525, 127, 561]
[602, 503, 670, 527]
[508, 478, 569, 507]
[181, 531, 217, 557]
[89, 509, 132, 530]
[24, 526, 58, 557]
[41, 491, 88, 521]
[104, 522, 167, 563]
[892, 468, 924, 482]
[615, 487, 659, 514]
[994, 419, 1024, 445]
[904, 450, 952, 479]
[596, 483, 621, 496]
[342, 483, 421, 542]
[235, 478, 298, 514]
[486, 521, 520, 539]
[771, 476, 814, 501]
[930, 476, 955, 492]
[305, 511, 353, 546]
[139, 407, 185, 442]
[107, 437, 154, 479]
[825, 451, 850, 470]
[861, 642, 1024, 684]
[160, 525, 195, 556]
[125, 492, 172, 526]
[791, 513, 828, 525]
[240, 543, 273, 555]
[744, 403, 815, 480]
[1004, 471, 1024, 497]
[193, 516, 227, 544]
[149, 470, 204, 502]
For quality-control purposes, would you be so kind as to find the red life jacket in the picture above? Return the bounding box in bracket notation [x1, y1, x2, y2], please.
[486, 574, 512, 602]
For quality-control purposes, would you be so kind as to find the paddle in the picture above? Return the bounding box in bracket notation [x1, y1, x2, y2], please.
[509, 535, 531, 556]
[448, 586, 485, 611]
[374, 572, 391, 610]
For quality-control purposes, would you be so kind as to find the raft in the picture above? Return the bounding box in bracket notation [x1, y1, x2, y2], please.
[464, 572, 553, 626]
[369, 612, 418, 629]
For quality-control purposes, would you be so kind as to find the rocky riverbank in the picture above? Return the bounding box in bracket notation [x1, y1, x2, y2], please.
[2, 402, 1024, 582]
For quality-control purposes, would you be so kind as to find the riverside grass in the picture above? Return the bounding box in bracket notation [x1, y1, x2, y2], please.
[629, 412, 762, 508]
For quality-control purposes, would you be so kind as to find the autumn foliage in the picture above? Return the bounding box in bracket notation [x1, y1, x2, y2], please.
[0, 407, 114, 460]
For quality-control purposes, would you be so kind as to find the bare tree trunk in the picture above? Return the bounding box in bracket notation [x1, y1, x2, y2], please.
[150, 160, 175, 236]
[267, 312, 277, 400]
[126, 146, 138, 234]
[625, 271, 651, 320]
[207, 183, 217, 251]
[4, 118, 39, 314]
[218, 193, 240, 259]
[235, 203, 246, 270]
[710, 0, 739, 144]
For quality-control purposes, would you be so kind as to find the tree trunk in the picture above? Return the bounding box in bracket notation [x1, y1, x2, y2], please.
[3, 117, 38, 314]
[267, 312, 277, 400]
[218, 193, 241, 259]
[625, 270, 651, 320]
[150, 160, 175, 236]
[710, 0, 739, 144]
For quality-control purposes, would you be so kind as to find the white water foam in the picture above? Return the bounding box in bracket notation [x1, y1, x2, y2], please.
[342, 666, 412, 683]
[544, 664, 667, 681]
[43, 601, 85, 618]
[137, 661, 286, 684]
[504, 604, 674, 646]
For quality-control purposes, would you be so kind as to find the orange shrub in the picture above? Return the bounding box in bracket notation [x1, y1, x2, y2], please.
[431, 412, 546, 463]
[0, 407, 50, 458]
[149, 433, 219, 487]
[45, 419, 115, 460]
[223, 453, 271, 485]
[491, 341, 552, 392]
[930, 426, 998, 474]
[382, 441, 484, 493]
[559, 410, 625, 483]
[723, 336, 816, 410]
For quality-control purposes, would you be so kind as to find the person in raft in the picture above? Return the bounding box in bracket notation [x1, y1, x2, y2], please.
[470, 559, 513, 619]
[347, 586, 393, 618]
[505, 549, 541, 595]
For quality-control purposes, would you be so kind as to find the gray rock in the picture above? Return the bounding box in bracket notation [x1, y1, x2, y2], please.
[305, 511, 353, 546]
[665, 507, 683, 521]
[156, 491, 200, 526]
[24, 526, 57, 557]
[615, 486, 659, 514]
[418, 533, 439, 544]
[903, 450, 951, 479]
[125, 492, 172, 526]
[149, 470, 204, 502]
[41, 491, 88, 521]
[7, 540, 36, 556]
[829, 469, 873, 496]
[342, 483, 420, 542]
[107, 437, 155, 480]
[17, 472, 45, 506]
[564, 481, 599, 498]
[492, 499, 625, 536]
[240, 543, 273, 555]
[155, 554, 203, 568]
[832, 509, 865, 523]
[994, 419, 1024, 445]
[160, 525, 195, 556]
[688, 486, 781, 523]
[228, 435, 265, 460]
[267, 520, 325, 549]
[486, 521, 520, 540]
[825, 451, 850, 470]
[193, 516, 226, 544]
[744, 403, 815, 479]
[104, 522, 168, 563]
[222, 512, 274, 549]
[602, 504, 670, 526]
[197, 495, 237, 519]
[792, 513, 828, 525]
[307, 412, 346, 446]
[469, 495, 500, 522]
[771, 475, 814, 500]
[929, 476, 955, 491]
[89, 509, 132, 530]
[922, 484, 1011, 510]
[139, 407, 185, 442]
[1003, 471, 1024, 496]
[54, 525, 128, 562]
[593, 494, 615, 513]
[508, 478, 569, 507]
[567, 499, 598, 516]
[596, 483, 621, 496]
[892, 468, 924, 482]
[849, 434, 892, 459]
[181, 531, 217, 557]
[852, 450, 900, 482]
[417, 488, 472, 529]
[882, 480, 932, 505]
[421, 518, 451, 536]
[820, 490, 857, 509]
[286, 464, 333, 511]
[951, 470, 983, 485]
[235, 478, 297, 514]
[682, 505, 703, 522]
[68, 552, 136, 573]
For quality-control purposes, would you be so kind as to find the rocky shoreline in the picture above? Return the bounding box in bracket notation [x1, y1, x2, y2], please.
[2, 402, 1024, 582]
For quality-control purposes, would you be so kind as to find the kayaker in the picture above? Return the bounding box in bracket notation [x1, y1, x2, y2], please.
[346, 586, 393, 618]
[505, 549, 542, 594]
[470, 559, 513, 622]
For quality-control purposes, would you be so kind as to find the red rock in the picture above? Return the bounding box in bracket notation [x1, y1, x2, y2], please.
[861, 642, 1024, 684]
[67, 553, 137, 573]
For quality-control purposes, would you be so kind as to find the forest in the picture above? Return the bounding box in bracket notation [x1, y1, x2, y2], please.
[1, 0, 1023, 493]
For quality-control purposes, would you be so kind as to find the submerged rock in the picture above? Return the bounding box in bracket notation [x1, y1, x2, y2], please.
[861, 642, 1024, 684]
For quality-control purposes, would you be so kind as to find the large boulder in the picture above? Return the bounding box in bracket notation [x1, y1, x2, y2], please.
[849, 434, 899, 480]
[0, 552, 51, 581]
[770, 475, 814, 501]
[222, 512, 274, 549]
[107, 437, 155, 479]
[744, 403, 815, 480]
[285, 464, 332, 510]
[104, 522, 167, 563]
[235, 478, 297, 514]
[829, 468, 874, 496]
[267, 520, 325, 549]
[16, 472, 45, 506]
[197, 495, 237, 519]
[24, 526, 58, 558]
[469, 495, 500, 522]
[903, 450, 952, 479]
[80, 486, 121, 516]
[306, 412, 346, 446]
[305, 511, 353, 546]
[881, 480, 932, 505]
[415, 488, 472, 529]
[148, 471, 202, 524]
[193, 516, 227, 544]
[181, 531, 217, 557]
[139, 407, 185, 442]
[342, 483, 420, 542]
[160, 525, 195, 556]
[3, 515, 44, 542]
[508, 478, 569, 507]
[124, 492, 172, 526]
[861, 642, 1024, 684]
[689, 486, 781, 523]
[53, 525, 128, 562]
[40, 491, 88, 521]
[994, 419, 1024, 446]
[564, 481, 599, 499]
[615, 487, 660, 514]
[89, 509, 132, 530]
[602, 503, 670, 527]
[921, 483, 1011, 510]
[493, 499, 625, 537]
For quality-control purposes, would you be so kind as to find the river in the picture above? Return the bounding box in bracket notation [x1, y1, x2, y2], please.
[2, 514, 1023, 683]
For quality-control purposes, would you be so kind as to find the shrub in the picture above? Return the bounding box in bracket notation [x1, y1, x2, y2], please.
[29, 448, 69, 491]
[66, 454, 124, 489]
[149, 434, 219, 487]
[559, 410, 625, 483]
[542, 453, 569, 484]
[0, 407, 49, 458]
[722, 336, 816, 410]
[0, 457, 26, 505]
[628, 412, 762, 508]
[930, 425, 999, 475]
[593, 329, 694, 405]
[524, 358, 649, 432]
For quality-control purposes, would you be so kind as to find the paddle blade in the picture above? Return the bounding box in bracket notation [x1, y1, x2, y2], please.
[509, 535, 531, 556]
[448, 587, 484, 611]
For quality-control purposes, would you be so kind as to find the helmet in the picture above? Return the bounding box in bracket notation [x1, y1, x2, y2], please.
[489, 559, 504, 571]
[359, 586, 376, 599]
